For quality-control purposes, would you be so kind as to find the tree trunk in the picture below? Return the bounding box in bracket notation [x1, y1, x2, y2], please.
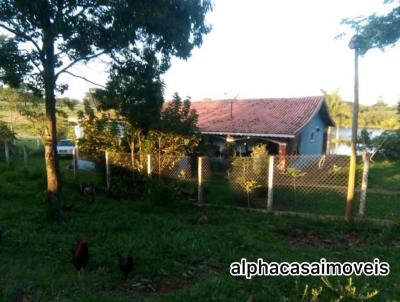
[42, 30, 61, 217]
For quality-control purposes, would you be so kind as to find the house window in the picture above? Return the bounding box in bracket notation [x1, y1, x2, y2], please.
[310, 131, 315, 142]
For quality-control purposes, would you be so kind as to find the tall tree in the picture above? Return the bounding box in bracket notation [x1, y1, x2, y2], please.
[0, 0, 212, 213]
[161, 93, 199, 135]
[344, 1, 400, 54]
[95, 48, 165, 131]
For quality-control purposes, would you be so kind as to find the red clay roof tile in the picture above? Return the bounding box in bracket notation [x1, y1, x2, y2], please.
[187, 96, 327, 136]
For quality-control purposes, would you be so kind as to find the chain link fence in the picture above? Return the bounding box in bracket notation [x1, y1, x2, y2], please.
[74, 150, 367, 218]
[200, 154, 364, 216]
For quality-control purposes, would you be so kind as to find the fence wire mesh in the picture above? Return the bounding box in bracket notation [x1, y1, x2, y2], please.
[100, 151, 365, 217]
[152, 154, 193, 180]
[273, 154, 361, 193]
[200, 154, 363, 214]
[105, 152, 193, 180]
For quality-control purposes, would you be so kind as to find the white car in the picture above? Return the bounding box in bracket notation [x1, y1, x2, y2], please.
[57, 139, 75, 156]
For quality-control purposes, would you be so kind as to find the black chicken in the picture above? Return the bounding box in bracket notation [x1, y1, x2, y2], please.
[118, 253, 134, 280]
[80, 183, 96, 203]
[72, 238, 90, 272]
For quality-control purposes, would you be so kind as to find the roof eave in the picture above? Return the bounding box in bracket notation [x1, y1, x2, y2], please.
[294, 96, 335, 135]
[200, 131, 295, 138]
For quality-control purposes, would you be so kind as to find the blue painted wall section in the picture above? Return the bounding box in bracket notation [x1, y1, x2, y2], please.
[298, 112, 326, 154]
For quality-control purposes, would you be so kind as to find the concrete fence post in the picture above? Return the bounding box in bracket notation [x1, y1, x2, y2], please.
[73, 147, 77, 178]
[105, 150, 110, 191]
[359, 150, 370, 218]
[75, 142, 80, 160]
[267, 155, 274, 211]
[198, 156, 203, 203]
[23, 145, 28, 168]
[4, 142, 9, 163]
[147, 154, 152, 176]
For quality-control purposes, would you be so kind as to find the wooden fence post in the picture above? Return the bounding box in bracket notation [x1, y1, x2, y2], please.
[359, 150, 370, 218]
[23, 145, 28, 168]
[198, 156, 203, 203]
[267, 156, 274, 211]
[147, 154, 152, 176]
[105, 150, 110, 191]
[73, 147, 77, 178]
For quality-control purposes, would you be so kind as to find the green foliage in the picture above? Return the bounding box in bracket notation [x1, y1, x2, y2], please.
[0, 35, 31, 87]
[145, 130, 200, 157]
[96, 48, 165, 131]
[250, 143, 268, 157]
[343, 2, 400, 54]
[0, 156, 399, 300]
[161, 93, 199, 135]
[375, 129, 400, 161]
[0, 0, 212, 202]
[357, 129, 373, 151]
[78, 101, 124, 158]
[322, 89, 350, 128]
[0, 0, 213, 91]
[358, 98, 399, 129]
[0, 121, 15, 142]
[321, 276, 379, 301]
[298, 277, 379, 301]
[321, 91, 398, 129]
[0, 87, 77, 139]
[230, 157, 261, 207]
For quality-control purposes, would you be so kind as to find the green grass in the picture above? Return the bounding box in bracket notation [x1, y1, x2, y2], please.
[0, 156, 400, 301]
[203, 176, 400, 221]
[369, 160, 400, 191]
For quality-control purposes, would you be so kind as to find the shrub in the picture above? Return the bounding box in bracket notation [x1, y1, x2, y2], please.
[375, 129, 400, 161]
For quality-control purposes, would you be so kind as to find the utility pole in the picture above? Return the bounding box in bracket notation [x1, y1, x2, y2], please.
[346, 35, 360, 222]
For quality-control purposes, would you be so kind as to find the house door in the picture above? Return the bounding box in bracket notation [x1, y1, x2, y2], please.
[322, 131, 328, 154]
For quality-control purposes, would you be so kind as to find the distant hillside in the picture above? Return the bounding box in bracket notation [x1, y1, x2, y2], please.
[334, 101, 398, 130]
[0, 98, 83, 138]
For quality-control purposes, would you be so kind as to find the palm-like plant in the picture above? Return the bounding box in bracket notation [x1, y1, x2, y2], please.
[322, 90, 350, 153]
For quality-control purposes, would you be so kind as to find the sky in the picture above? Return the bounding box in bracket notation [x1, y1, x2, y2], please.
[26, 1, 400, 105]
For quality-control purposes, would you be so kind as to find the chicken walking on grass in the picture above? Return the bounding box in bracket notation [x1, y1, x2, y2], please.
[118, 253, 134, 280]
[72, 238, 90, 273]
[80, 183, 96, 204]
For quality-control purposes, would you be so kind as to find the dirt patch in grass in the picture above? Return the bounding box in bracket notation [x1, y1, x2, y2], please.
[392, 239, 400, 248]
[129, 260, 224, 298]
[283, 230, 362, 249]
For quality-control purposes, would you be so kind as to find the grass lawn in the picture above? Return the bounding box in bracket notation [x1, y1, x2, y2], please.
[369, 160, 400, 191]
[204, 176, 400, 222]
[0, 157, 400, 301]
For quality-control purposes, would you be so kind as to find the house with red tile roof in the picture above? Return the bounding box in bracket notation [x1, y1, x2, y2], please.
[189, 96, 335, 156]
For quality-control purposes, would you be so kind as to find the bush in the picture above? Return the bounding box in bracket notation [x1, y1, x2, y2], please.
[375, 129, 400, 161]
[107, 166, 145, 198]
[144, 177, 183, 207]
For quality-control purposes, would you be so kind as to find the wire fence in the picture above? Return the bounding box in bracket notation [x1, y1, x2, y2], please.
[74, 150, 367, 218]
[202, 155, 363, 215]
